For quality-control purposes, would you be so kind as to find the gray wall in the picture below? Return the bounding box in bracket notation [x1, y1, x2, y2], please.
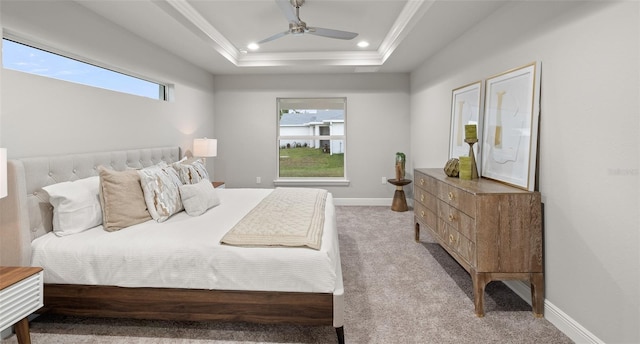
[0, 1, 215, 166]
[410, 1, 639, 343]
[213, 73, 411, 199]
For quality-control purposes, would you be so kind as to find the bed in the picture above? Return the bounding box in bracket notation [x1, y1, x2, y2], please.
[0, 146, 345, 343]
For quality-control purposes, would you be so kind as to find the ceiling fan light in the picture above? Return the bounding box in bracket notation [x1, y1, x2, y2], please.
[357, 41, 370, 48]
[247, 43, 260, 50]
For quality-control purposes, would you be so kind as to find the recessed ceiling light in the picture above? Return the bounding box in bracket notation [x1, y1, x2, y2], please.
[357, 41, 369, 48]
[247, 43, 260, 51]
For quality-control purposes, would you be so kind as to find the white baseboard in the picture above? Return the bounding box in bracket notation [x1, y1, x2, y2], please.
[503, 281, 604, 344]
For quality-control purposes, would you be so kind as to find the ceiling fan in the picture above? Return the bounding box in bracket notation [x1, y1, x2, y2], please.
[257, 0, 359, 45]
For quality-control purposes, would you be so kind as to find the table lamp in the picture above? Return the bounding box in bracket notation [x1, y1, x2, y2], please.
[193, 138, 217, 163]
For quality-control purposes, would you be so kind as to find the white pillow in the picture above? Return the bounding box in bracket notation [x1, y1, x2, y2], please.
[179, 180, 221, 216]
[43, 176, 102, 236]
[138, 163, 184, 222]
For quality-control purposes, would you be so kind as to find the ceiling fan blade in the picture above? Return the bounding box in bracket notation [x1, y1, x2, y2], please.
[307, 27, 358, 40]
[275, 0, 299, 23]
[257, 31, 290, 44]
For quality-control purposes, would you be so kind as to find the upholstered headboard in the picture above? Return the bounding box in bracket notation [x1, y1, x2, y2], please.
[0, 146, 181, 267]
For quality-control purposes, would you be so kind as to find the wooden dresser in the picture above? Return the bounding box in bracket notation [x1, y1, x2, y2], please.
[413, 168, 543, 317]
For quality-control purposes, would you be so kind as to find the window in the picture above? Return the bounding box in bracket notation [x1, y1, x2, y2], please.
[2, 38, 167, 100]
[276, 98, 348, 186]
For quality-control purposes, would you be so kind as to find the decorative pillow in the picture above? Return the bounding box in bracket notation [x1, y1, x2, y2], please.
[43, 176, 102, 236]
[138, 163, 184, 222]
[172, 158, 210, 185]
[98, 166, 152, 231]
[179, 180, 221, 216]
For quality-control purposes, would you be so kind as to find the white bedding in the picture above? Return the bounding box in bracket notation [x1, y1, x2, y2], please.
[31, 188, 340, 293]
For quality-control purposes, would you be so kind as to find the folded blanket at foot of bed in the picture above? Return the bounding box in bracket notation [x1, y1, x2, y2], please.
[220, 188, 327, 250]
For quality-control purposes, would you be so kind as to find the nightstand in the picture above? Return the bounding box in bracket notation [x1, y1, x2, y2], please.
[212, 181, 225, 189]
[0, 267, 43, 344]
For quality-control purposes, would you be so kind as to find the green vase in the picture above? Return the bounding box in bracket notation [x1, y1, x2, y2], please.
[395, 153, 406, 180]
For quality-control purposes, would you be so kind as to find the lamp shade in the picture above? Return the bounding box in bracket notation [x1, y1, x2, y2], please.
[193, 138, 217, 158]
[0, 148, 7, 199]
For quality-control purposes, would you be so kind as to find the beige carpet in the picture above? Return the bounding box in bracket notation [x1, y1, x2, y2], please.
[1, 206, 572, 344]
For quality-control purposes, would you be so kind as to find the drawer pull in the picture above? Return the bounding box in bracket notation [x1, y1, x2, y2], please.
[420, 194, 425, 202]
[448, 192, 454, 200]
[449, 234, 454, 244]
[448, 214, 455, 222]
[420, 210, 425, 217]
[420, 178, 425, 186]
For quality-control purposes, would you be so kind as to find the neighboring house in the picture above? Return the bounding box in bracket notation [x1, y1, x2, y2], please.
[279, 110, 345, 154]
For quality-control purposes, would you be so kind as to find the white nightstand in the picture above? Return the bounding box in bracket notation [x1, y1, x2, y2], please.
[0, 267, 44, 344]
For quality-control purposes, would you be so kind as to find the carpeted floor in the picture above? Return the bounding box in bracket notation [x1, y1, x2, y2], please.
[1, 206, 572, 343]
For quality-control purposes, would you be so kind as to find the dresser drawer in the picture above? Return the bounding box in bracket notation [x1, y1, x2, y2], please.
[0, 271, 43, 332]
[415, 172, 437, 193]
[437, 201, 475, 242]
[443, 224, 475, 267]
[437, 182, 476, 218]
[414, 202, 437, 232]
[414, 186, 437, 212]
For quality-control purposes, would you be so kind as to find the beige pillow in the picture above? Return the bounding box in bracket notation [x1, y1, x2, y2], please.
[98, 166, 151, 231]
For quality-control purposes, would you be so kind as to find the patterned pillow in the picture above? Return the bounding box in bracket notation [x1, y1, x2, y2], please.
[138, 162, 184, 222]
[172, 159, 210, 184]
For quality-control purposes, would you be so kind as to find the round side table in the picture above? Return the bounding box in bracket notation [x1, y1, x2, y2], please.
[387, 178, 412, 212]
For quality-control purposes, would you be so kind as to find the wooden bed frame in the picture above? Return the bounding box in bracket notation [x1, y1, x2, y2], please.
[0, 147, 345, 343]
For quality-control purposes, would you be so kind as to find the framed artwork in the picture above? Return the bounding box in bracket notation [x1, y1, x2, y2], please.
[481, 62, 541, 191]
[449, 81, 483, 175]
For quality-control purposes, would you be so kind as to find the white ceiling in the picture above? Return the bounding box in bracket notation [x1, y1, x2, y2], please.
[75, 0, 506, 75]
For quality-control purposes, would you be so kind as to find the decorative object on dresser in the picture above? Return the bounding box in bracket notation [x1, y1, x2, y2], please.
[443, 158, 460, 177]
[481, 62, 541, 191]
[0, 266, 44, 344]
[449, 81, 483, 176]
[413, 168, 543, 317]
[464, 124, 479, 180]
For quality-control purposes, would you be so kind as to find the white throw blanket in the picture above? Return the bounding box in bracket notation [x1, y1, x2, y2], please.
[220, 188, 328, 250]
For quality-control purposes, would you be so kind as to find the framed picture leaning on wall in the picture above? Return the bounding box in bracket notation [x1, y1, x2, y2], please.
[481, 62, 541, 191]
[449, 81, 483, 175]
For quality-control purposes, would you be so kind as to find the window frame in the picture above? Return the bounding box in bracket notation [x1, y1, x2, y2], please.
[2, 33, 171, 101]
[275, 97, 349, 187]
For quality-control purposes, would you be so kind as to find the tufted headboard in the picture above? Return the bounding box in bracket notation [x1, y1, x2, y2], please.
[0, 146, 181, 267]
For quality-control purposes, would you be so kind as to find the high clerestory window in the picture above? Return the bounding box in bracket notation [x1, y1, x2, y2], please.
[2, 38, 168, 100]
[276, 97, 349, 186]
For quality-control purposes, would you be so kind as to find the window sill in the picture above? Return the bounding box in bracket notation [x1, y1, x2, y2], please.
[273, 179, 350, 187]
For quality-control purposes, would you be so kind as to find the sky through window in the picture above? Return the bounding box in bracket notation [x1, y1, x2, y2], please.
[2, 39, 164, 100]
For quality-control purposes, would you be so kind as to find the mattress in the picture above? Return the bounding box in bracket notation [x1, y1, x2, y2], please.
[31, 188, 340, 293]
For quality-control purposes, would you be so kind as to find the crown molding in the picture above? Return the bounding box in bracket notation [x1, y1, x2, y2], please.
[157, 0, 430, 68]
